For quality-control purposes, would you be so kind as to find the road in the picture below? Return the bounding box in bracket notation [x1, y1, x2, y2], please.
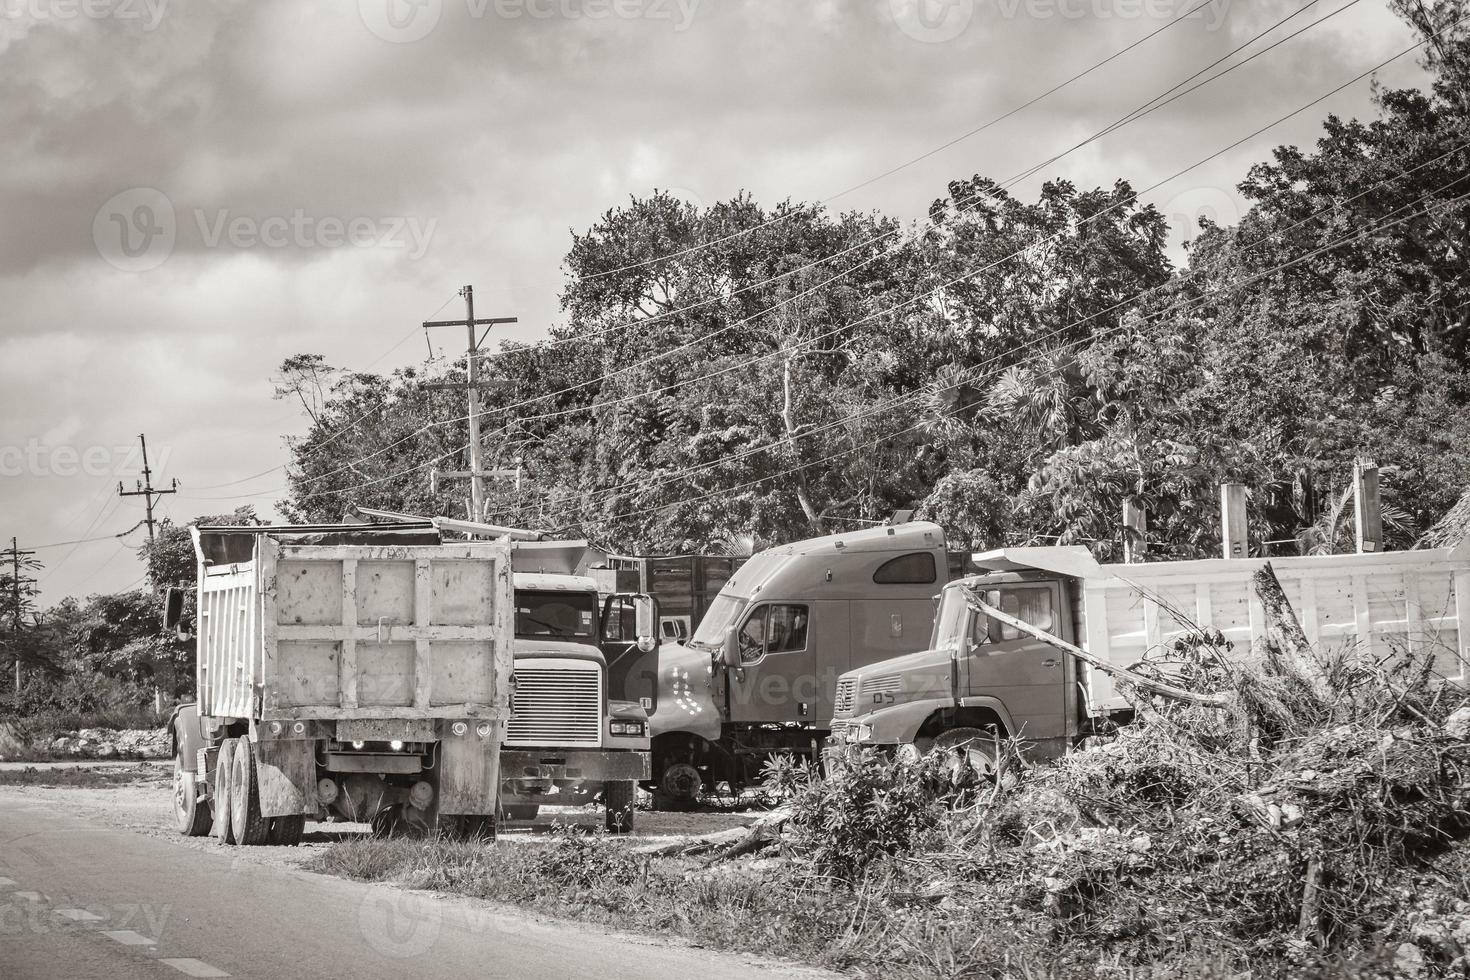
[0, 795, 825, 980]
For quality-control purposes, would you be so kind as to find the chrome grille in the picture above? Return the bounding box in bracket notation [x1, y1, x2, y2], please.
[506, 660, 602, 747]
[833, 678, 857, 716]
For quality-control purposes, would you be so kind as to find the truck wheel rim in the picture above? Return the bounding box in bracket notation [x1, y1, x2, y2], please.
[173, 767, 190, 819]
[661, 763, 701, 800]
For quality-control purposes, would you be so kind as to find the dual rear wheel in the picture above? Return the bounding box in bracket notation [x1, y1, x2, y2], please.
[182, 735, 307, 847]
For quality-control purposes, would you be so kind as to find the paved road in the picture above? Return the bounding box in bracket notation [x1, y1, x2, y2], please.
[0, 795, 824, 980]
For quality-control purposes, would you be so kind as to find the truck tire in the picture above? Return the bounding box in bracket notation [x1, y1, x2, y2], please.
[173, 748, 211, 837]
[930, 727, 999, 785]
[604, 781, 636, 834]
[211, 739, 237, 844]
[652, 762, 702, 811]
[267, 814, 306, 846]
[229, 736, 271, 846]
[501, 804, 539, 821]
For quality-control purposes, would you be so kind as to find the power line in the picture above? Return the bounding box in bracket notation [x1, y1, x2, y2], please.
[181, 3, 1317, 502]
[185, 9, 1457, 511]
[117, 433, 176, 546]
[564, 180, 1470, 534]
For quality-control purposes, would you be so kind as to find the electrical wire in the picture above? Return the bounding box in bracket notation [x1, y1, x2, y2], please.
[563, 181, 1470, 533]
[184, 9, 1457, 509]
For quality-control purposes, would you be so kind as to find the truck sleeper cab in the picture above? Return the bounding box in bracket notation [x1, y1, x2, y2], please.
[635, 521, 953, 804]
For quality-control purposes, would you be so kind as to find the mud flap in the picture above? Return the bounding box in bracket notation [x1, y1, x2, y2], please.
[437, 725, 500, 816]
[255, 738, 315, 818]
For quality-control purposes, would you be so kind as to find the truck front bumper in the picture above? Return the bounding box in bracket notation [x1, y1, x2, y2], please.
[499, 749, 650, 803]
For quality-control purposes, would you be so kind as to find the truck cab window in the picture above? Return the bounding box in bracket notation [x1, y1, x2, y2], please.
[998, 588, 1055, 640]
[873, 552, 937, 584]
[516, 591, 597, 640]
[766, 604, 808, 654]
[738, 607, 766, 663]
[737, 604, 809, 662]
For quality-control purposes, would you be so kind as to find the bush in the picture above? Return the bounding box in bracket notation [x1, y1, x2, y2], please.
[776, 749, 949, 882]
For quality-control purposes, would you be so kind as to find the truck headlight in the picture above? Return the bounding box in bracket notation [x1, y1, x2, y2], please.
[609, 720, 646, 737]
[853, 722, 874, 743]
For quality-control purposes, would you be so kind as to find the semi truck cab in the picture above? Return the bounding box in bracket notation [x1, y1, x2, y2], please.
[634, 521, 952, 804]
[502, 572, 651, 830]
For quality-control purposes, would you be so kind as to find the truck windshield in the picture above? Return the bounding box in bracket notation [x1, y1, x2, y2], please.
[515, 590, 598, 640]
[932, 587, 969, 650]
[689, 594, 745, 649]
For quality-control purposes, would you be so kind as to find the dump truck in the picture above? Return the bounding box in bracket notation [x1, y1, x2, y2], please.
[826, 542, 1470, 765]
[168, 523, 513, 844]
[627, 521, 962, 804]
[169, 522, 654, 842]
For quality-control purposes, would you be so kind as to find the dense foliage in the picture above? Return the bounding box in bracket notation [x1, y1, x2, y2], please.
[272, 7, 1470, 561]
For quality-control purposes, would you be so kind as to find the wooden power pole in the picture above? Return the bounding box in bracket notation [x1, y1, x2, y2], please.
[118, 433, 177, 545]
[2, 536, 37, 707]
[1354, 459, 1383, 554]
[1220, 483, 1249, 559]
[424, 285, 517, 522]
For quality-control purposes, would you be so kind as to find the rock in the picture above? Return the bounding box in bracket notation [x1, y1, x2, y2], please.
[94, 744, 117, 759]
[1395, 942, 1426, 978]
[1452, 918, 1470, 950]
[1445, 706, 1470, 740]
[1411, 918, 1453, 953]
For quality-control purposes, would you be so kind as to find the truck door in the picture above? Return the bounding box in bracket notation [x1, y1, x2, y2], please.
[600, 593, 660, 713]
[724, 602, 820, 724]
[966, 584, 1068, 743]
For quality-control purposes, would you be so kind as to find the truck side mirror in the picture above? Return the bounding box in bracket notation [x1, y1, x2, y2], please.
[722, 625, 741, 668]
[163, 587, 185, 630]
[634, 594, 657, 653]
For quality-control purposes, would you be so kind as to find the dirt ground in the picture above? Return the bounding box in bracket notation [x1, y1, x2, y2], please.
[0, 762, 762, 870]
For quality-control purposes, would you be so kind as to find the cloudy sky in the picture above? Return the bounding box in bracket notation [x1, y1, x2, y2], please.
[0, 0, 1429, 604]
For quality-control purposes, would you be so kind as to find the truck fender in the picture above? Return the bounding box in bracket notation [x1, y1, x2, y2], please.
[859, 696, 954, 746]
[168, 702, 205, 772]
[955, 697, 1017, 737]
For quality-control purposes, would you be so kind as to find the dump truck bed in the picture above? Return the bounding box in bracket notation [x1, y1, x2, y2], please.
[194, 529, 514, 722]
[1077, 545, 1470, 711]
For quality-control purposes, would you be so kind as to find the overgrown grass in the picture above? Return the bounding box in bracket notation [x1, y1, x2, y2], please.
[307, 826, 1425, 979]
[305, 631, 1469, 980]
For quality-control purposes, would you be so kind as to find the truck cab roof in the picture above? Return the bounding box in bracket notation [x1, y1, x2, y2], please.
[514, 573, 599, 594]
[722, 521, 947, 600]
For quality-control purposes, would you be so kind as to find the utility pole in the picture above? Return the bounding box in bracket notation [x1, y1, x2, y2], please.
[117, 433, 177, 544]
[423, 285, 517, 522]
[2, 537, 37, 708]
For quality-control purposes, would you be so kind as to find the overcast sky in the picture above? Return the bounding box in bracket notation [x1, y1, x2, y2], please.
[0, 0, 1429, 605]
